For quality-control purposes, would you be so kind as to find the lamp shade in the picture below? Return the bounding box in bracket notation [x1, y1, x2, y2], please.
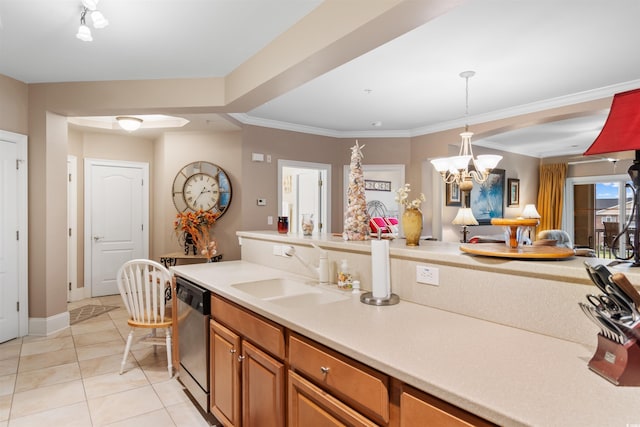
[116, 116, 143, 131]
[76, 24, 93, 42]
[584, 88, 640, 156]
[521, 204, 541, 219]
[91, 10, 109, 28]
[452, 208, 478, 226]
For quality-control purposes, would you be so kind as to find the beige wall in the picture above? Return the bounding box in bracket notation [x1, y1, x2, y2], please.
[0, 74, 28, 134]
[155, 131, 243, 261]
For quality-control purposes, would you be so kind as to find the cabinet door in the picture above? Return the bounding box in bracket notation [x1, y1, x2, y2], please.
[210, 320, 242, 427]
[242, 340, 285, 427]
[288, 371, 378, 427]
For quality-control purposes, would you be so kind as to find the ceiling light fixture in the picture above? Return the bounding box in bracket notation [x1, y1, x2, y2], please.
[76, 0, 108, 42]
[116, 116, 143, 132]
[430, 71, 502, 194]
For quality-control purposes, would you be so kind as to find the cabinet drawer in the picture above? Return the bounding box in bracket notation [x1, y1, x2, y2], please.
[399, 383, 496, 427]
[211, 295, 285, 360]
[289, 334, 389, 424]
[288, 371, 378, 427]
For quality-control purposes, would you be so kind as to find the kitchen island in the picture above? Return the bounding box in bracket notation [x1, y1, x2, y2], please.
[171, 231, 640, 426]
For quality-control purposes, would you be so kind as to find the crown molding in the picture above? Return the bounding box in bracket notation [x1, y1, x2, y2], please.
[231, 79, 640, 139]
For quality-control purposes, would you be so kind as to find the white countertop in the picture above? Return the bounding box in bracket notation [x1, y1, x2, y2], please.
[172, 260, 640, 427]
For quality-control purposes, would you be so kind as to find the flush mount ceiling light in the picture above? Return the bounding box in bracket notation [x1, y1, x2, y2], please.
[116, 116, 143, 132]
[76, 0, 109, 42]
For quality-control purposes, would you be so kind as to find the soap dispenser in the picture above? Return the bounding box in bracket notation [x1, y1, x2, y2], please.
[337, 259, 353, 289]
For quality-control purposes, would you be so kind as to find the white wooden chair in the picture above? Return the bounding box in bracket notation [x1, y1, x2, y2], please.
[117, 259, 173, 377]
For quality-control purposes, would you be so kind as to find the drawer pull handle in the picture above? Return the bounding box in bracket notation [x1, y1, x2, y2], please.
[230, 349, 236, 354]
[320, 366, 330, 375]
[238, 355, 245, 362]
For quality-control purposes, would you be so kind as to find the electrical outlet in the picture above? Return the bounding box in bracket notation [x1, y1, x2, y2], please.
[267, 215, 273, 225]
[416, 265, 439, 286]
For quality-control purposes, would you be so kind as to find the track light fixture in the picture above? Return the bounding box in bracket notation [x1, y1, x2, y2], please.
[76, 0, 108, 42]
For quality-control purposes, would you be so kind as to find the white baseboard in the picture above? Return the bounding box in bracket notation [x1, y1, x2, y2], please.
[68, 287, 89, 302]
[28, 311, 70, 336]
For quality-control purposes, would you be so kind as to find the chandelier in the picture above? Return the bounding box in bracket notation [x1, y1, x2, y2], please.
[76, 0, 109, 42]
[431, 71, 502, 190]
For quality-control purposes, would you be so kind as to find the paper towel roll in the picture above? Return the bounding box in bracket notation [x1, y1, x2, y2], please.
[371, 239, 390, 299]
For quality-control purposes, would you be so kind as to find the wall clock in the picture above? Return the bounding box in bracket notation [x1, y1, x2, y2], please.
[172, 161, 232, 217]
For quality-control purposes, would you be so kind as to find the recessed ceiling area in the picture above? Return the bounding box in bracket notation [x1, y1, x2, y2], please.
[473, 111, 611, 159]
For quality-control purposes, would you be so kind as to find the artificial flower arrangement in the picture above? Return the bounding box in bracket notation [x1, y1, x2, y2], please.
[173, 209, 219, 259]
[395, 183, 426, 210]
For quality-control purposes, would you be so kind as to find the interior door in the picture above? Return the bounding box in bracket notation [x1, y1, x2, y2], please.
[0, 141, 18, 343]
[86, 160, 148, 296]
[297, 171, 321, 233]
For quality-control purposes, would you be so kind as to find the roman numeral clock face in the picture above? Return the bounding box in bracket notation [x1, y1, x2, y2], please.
[185, 173, 219, 211]
[172, 161, 232, 217]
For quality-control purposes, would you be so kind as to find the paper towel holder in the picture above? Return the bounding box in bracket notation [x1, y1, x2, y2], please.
[360, 292, 399, 306]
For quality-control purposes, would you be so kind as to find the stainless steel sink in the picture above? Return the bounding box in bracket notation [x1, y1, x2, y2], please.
[231, 278, 349, 306]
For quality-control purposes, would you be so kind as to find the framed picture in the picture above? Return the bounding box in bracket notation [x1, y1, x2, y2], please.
[470, 169, 505, 225]
[445, 181, 461, 206]
[508, 178, 520, 207]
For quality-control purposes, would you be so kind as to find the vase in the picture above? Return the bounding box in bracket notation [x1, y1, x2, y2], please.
[402, 208, 423, 246]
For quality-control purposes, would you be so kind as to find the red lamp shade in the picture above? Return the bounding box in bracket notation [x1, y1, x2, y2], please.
[584, 88, 640, 156]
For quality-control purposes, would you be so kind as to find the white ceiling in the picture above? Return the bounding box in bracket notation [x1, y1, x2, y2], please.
[2, 0, 639, 158]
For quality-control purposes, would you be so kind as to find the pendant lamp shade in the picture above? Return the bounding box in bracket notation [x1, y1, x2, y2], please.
[584, 88, 640, 156]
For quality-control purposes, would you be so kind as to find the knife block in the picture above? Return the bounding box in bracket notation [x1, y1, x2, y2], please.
[588, 333, 640, 386]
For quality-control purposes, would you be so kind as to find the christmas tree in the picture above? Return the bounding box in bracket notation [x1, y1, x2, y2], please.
[343, 141, 370, 240]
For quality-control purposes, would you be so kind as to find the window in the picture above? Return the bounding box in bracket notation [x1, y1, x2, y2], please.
[565, 175, 633, 257]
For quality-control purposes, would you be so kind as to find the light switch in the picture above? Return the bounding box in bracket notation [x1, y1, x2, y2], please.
[252, 152, 264, 162]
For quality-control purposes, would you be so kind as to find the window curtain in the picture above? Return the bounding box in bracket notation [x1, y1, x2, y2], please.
[537, 163, 567, 231]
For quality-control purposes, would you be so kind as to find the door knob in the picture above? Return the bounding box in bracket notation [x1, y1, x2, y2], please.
[93, 235, 103, 241]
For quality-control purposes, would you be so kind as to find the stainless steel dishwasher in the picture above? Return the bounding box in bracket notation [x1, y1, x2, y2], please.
[176, 276, 211, 412]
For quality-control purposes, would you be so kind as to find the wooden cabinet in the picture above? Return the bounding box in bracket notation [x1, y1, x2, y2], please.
[288, 370, 378, 427]
[394, 381, 496, 427]
[210, 295, 286, 427]
[242, 340, 285, 427]
[210, 320, 241, 427]
[289, 333, 389, 426]
[207, 294, 495, 427]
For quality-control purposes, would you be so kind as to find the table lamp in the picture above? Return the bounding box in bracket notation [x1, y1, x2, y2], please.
[584, 88, 640, 266]
[521, 204, 541, 244]
[452, 207, 478, 243]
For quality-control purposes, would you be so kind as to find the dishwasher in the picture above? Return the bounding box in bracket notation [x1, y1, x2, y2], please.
[176, 276, 212, 413]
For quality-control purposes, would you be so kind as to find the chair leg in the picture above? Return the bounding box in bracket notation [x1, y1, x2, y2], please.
[166, 328, 173, 378]
[120, 329, 134, 375]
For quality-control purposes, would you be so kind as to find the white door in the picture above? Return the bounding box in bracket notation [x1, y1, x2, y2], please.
[85, 160, 149, 297]
[297, 171, 321, 233]
[0, 141, 18, 343]
[278, 160, 331, 234]
[67, 156, 78, 302]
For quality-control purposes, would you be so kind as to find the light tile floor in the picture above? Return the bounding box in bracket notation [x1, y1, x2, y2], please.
[0, 296, 212, 427]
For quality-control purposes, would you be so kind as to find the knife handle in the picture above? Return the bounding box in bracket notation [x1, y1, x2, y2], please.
[611, 272, 640, 310]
